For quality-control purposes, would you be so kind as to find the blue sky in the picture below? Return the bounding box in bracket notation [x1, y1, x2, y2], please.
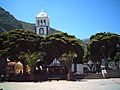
[0, 0, 120, 39]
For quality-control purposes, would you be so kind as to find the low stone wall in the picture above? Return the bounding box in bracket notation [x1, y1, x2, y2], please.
[3, 69, 120, 82]
[6, 75, 48, 82]
[107, 69, 120, 78]
[74, 69, 120, 79]
[6, 75, 30, 82]
[74, 73, 103, 79]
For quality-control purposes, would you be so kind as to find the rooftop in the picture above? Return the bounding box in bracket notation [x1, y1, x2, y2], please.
[36, 10, 49, 18]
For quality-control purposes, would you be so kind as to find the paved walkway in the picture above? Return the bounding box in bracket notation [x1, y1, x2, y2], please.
[0, 78, 120, 90]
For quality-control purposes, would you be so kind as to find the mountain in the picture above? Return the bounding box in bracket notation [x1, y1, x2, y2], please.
[77, 38, 90, 48]
[0, 7, 22, 32]
[82, 38, 90, 44]
[50, 27, 61, 34]
[0, 7, 60, 34]
[20, 21, 35, 31]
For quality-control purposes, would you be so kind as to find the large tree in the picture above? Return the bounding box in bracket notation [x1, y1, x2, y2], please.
[0, 29, 43, 75]
[0, 32, 9, 77]
[85, 32, 119, 69]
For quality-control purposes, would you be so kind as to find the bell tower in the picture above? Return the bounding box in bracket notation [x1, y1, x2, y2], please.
[35, 10, 50, 37]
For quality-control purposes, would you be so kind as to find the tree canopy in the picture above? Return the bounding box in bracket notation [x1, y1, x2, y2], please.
[84, 32, 120, 69]
[0, 30, 84, 65]
[0, 29, 43, 61]
[42, 32, 84, 64]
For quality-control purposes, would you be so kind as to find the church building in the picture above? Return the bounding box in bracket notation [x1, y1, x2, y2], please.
[35, 10, 50, 37]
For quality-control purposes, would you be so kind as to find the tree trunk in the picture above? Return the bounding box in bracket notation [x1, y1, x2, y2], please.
[117, 61, 119, 69]
[67, 67, 73, 81]
[105, 58, 108, 70]
[30, 69, 34, 81]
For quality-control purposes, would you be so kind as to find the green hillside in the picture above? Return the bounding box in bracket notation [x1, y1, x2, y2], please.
[0, 7, 23, 32]
[50, 27, 61, 34]
[20, 21, 35, 31]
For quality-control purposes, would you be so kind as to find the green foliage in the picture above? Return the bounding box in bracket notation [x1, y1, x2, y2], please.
[90, 32, 118, 41]
[85, 32, 119, 69]
[19, 51, 46, 69]
[58, 51, 77, 81]
[87, 32, 119, 60]
[59, 51, 77, 68]
[0, 29, 84, 67]
[0, 29, 43, 60]
[0, 29, 45, 76]
[114, 52, 120, 62]
[42, 32, 84, 64]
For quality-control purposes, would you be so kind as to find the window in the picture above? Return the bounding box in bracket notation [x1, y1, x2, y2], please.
[37, 20, 39, 25]
[44, 20, 46, 25]
[40, 20, 43, 25]
[39, 28, 44, 35]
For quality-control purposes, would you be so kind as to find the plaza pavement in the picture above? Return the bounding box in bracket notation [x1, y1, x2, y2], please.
[0, 78, 120, 90]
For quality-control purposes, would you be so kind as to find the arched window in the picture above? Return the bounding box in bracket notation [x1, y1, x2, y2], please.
[39, 28, 44, 35]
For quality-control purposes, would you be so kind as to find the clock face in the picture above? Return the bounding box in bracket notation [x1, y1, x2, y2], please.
[39, 28, 44, 35]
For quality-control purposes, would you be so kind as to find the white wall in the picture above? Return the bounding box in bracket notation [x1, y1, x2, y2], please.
[77, 64, 83, 74]
[72, 64, 84, 74]
[36, 17, 50, 26]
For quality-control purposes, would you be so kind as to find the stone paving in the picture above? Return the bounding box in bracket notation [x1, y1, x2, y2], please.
[0, 78, 120, 90]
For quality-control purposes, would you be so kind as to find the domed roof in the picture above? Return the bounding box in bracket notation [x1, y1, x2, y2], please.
[36, 10, 48, 18]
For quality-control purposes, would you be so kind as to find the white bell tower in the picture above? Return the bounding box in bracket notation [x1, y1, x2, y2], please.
[35, 10, 50, 37]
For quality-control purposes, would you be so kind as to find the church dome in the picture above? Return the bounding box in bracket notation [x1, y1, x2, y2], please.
[36, 10, 48, 18]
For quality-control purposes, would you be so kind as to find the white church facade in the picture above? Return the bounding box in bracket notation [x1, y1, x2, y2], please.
[35, 10, 51, 37]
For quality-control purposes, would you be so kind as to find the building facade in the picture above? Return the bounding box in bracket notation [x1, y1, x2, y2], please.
[35, 10, 50, 37]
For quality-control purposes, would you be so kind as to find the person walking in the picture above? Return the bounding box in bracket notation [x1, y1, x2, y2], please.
[102, 68, 107, 78]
